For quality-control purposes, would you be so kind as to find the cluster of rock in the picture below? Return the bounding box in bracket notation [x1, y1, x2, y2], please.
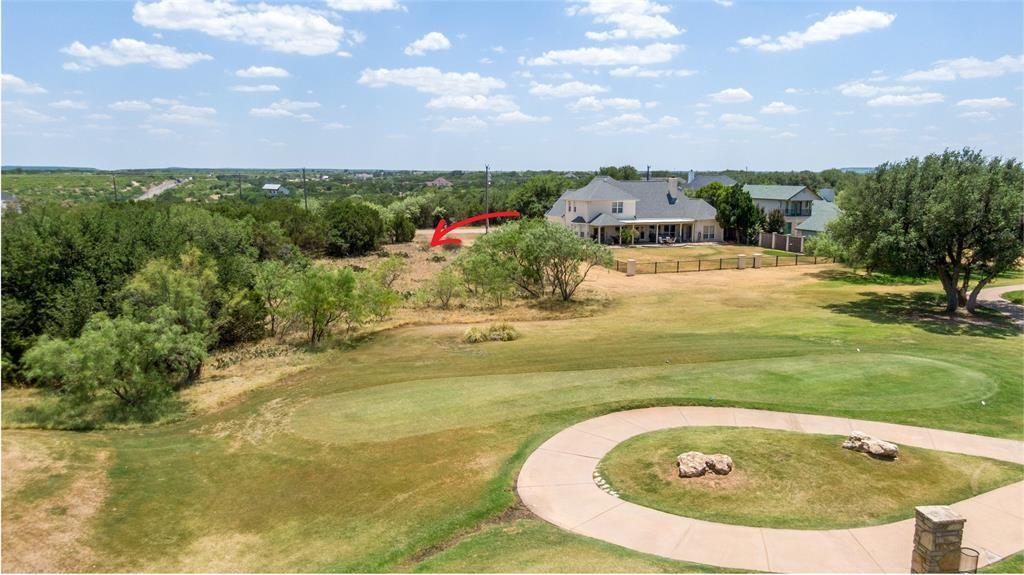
[676, 451, 733, 478]
[842, 431, 899, 459]
[593, 472, 620, 498]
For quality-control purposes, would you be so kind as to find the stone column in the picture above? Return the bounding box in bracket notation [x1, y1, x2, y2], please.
[770, 232, 777, 250]
[911, 506, 965, 573]
[785, 234, 791, 252]
[752, 253, 762, 268]
[737, 254, 746, 269]
[626, 259, 637, 277]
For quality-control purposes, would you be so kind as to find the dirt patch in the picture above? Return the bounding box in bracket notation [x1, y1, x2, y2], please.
[194, 397, 306, 450]
[183, 347, 312, 415]
[404, 502, 535, 566]
[1, 433, 112, 572]
[155, 531, 264, 572]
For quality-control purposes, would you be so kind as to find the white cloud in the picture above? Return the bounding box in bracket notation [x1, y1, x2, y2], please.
[133, 0, 353, 56]
[737, 7, 895, 52]
[426, 94, 519, 112]
[1, 74, 47, 94]
[493, 110, 551, 124]
[958, 111, 993, 121]
[149, 103, 217, 125]
[326, 0, 403, 11]
[772, 131, 797, 139]
[901, 54, 1024, 82]
[236, 66, 289, 78]
[760, 101, 798, 114]
[49, 99, 88, 110]
[358, 67, 505, 95]
[529, 81, 608, 98]
[567, 96, 643, 112]
[492, 46, 506, 53]
[2, 102, 64, 124]
[718, 112, 760, 129]
[836, 81, 921, 98]
[61, 38, 212, 70]
[609, 66, 695, 77]
[404, 32, 451, 56]
[866, 92, 943, 106]
[323, 122, 350, 129]
[568, 0, 683, 41]
[708, 87, 753, 103]
[956, 97, 1012, 109]
[249, 99, 319, 120]
[860, 127, 904, 136]
[109, 100, 153, 111]
[784, 88, 804, 94]
[526, 43, 682, 66]
[435, 115, 487, 132]
[583, 112, 680, 133]
[713, 0, 733, 6]
[230, 84, 280, 92]
[479, 57, 493, 65]
[87, 113, 113, 120]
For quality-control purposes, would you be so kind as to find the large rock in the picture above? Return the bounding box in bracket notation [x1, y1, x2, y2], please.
[677, 451, 709, 478]
[677, 452, 734, 477]
[842, 431, 899, 459]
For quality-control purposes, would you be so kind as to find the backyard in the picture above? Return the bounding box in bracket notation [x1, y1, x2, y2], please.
[2, 261, 1022, 572]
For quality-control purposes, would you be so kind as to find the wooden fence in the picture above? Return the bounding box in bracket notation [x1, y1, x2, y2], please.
[613, 254, 834, 274]
[757, 231, 804, 254]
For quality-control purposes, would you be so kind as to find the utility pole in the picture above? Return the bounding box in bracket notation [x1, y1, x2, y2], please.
[112, 175, 118, 202]
[484, 164, 491, 233]
[302, 167, 309, 211]
[646, 165, 651, 181]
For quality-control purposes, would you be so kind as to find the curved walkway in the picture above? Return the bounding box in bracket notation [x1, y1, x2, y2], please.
[978, 283, 1024, 329]
[518, 407, 1024, 572]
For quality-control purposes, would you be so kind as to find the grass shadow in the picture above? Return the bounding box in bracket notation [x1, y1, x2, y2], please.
[811, 268, 932, 286]
[825, 290, 1019, 339]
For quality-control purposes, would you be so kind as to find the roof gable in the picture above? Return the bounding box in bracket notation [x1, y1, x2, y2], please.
[743, 184, 817, 201]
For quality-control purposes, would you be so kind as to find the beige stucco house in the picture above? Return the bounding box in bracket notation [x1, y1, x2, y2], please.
[546, 176, 722, 244]
[743, 184, 822, 235]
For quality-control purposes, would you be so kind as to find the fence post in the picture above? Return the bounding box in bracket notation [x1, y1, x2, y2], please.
[719, 258, 723, 270]
[676, 261, 680, 273]
[776, 255, 779, 266]
[813, 256, 818, 265]
[785, 234, 791, 252]
[698, 260, 703, 272]
[655, 262, 659, 274]
[771, 232, 777, 251]
[795, 255, 800, 265]
[626, 259, 637, 277]
[752, 253, 761, 268]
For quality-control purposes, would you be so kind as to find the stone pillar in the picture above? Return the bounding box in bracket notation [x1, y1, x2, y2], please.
[737, 254, 746, 270]
[752, 253, 762, 268]
[626, 259, 637, 277]
[911, 506, 965, 573]
[770, 232, 777, 251]
[785, 234, 791, 252]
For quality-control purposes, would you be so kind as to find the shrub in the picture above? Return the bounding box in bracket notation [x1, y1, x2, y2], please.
[423, 266, 463, 309]
[286, 266, 359, 344]
[392, 212, 417, 243]
[321, 198, 386, 257]
[463, 322, 520, 343]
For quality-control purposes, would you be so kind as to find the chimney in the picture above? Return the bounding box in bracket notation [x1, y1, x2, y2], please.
[688, 169, 696, 183]
[646, 165, 651, 181]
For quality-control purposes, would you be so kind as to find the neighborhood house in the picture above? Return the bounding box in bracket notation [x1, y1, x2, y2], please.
[262, 183, 290, 197]
[546, 176, 722, 244]
[743, 184, 822, 235]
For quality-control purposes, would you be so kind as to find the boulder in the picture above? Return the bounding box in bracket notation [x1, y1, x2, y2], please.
[707, 454, 734, 475]
[842, 431, 899, 459]
[677, 451, 709, 478]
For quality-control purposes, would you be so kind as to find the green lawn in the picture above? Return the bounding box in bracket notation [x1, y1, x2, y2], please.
[3, 265, 1022, 571]
[1002, 290, 1024, 305]
[598, 427, 1022, 529]
[612, 243, 792, 262]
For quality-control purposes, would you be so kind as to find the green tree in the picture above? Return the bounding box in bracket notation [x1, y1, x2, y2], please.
[765, 209, 786, 234]
[286, 267, 358, 344]
[391, 211, 417, 243]
[320, 198, 386, 256]
[457, 246, 517, 307]
[832, 148, 1024, 313]
[508, 174, 569, 218]
[253, 259, 297, 336]
[422, 266, 464, 309]
[714, 184, 763, 243]
[598, 165, 640, 180]
[688, 181, 729, 205]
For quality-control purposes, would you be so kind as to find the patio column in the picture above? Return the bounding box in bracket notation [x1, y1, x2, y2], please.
[631, 225, 636, 245]
[618, 226, 622, 245]
[656, 224, 660, 243]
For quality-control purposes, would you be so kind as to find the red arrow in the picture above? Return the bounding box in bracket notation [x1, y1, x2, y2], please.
[430, 210, 521, 247]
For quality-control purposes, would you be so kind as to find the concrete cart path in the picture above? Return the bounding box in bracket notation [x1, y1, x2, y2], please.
[977, 283, 1024, 329]
[518, 406, 1024, 573]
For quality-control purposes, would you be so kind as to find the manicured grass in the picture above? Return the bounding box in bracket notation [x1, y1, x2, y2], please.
[3, 265, 1022, 571]
[1002, 290, 1024, 305]
[408, 518, 742, 573]
[598, 427, 1023, 529]
[980, 552, 1024, 573]
[612, 243, 790, 262]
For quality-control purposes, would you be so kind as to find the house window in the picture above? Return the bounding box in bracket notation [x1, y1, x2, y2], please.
[784, 222, 792, 234]
[702, 225, 716, 240]
[611, 201, 624, 214]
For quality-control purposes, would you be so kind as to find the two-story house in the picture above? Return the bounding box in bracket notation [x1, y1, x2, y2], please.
[743, 184, 822, 235]
[546, 176, 722, 244]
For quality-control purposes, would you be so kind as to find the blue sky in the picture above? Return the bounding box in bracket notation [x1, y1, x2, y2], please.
[2, 0, 1022, 170]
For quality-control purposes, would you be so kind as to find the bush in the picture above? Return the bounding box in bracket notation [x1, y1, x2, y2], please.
[422, 266, 463, 309]
[392, 212, 417, 243]
[321, 198, 386, 257]
[463, 322, 520, 343]
[286, 266, 359, 344]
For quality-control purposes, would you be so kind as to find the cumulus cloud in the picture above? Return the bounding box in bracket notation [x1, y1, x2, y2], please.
[608, 66, 695, 77]
[404, 32, 451, 56]
[148, 103, 217, 125]
[958, 111, 993, 121]
[760, 101, 798, 114]
[836, 81, 921, 98]
[772, 131, 798, 139]
[493, 110, 551, 123]
[2, 74, 47, 94]
[708, 87, 753, 103]
[323, 122, 350, 129]
[866, 93, 943, 106]
[230, 84, 280, 92]
[435, 115, 487, 132]
[901, 54, 1024, 81]
[526, 43, 682, 66]
[358, 67, 505, 95]
[567, 96, 643, 112]
[567, 0, 683, 41]
[583, 112, 680, 133]
[737, 7, 895, 52]
[236, 66, 289, 78]
[529, 81, 608, 98]
[61, 38, 212, 70]
[326, 0, 403, 11]
[249, 99, 320, 120]
[956, 97, 1013, 109]
[48, 99, 88, 110]
[133, 0, 353, 56]
[109, 100, 153, 111]
[718, 113, 761, 129]
[426, 94, 519, 112]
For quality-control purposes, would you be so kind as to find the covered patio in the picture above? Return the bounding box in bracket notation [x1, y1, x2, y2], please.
[589, 217, 703, 245]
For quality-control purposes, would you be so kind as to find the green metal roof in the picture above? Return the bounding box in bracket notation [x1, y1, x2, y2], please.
[796, 200, 841, 233]
[742, 184, 812, 201]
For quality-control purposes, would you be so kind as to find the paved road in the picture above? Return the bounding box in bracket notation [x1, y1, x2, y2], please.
[135, 178, 181, 201]
[977, 283, 1024, 329]
[518, 406, 1024, 573]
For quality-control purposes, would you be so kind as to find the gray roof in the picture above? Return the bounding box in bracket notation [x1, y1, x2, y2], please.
[682, 173, 736, 190]
[743, 184, 814, 201]
[551, 176, 717, 223]
[0, 191, 18, 202]
[570, 215, 587, 224]
[817, 188, 836, 202]
[262, 183, 282, 190]
[796, 200, 842, 233]
[545, 198, 565, 218]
